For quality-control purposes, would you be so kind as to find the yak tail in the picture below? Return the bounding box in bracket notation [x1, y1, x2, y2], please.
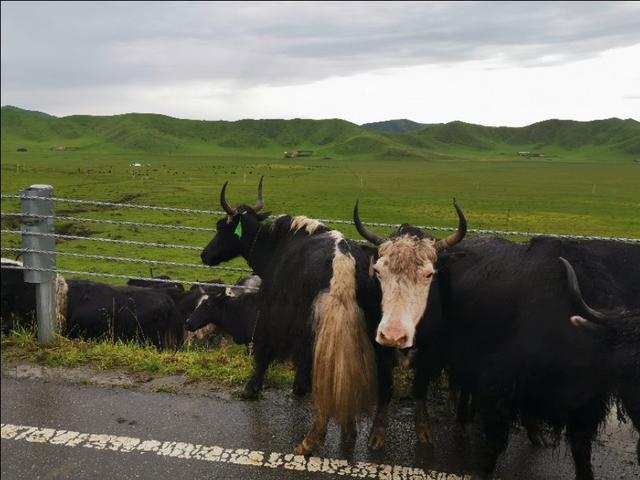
[55, 274, 68, 334]
[311, 242, 377, 430]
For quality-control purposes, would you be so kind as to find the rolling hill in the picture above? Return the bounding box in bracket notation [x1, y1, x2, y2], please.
[361, 119, 429, 133]
[2, 106, 638, 161]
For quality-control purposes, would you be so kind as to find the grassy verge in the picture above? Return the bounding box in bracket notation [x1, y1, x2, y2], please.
[0, 328, 294, 394]
[1, 328, 418, 397]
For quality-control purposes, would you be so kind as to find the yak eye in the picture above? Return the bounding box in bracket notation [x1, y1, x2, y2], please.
[425, 272, 433, 279]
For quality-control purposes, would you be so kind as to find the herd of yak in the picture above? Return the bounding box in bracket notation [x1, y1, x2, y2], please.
[1, 177, 638, 480]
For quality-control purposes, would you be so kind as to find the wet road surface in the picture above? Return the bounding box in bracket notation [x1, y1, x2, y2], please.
[1, 376, 638, 479]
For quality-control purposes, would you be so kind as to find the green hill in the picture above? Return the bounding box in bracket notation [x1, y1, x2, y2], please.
[2, 106, 638, 161]
[361, 119, 429, 134]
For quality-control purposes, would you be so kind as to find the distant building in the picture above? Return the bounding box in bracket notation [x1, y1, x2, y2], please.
[518, 151, 545, 158]
[284, 150, 313, 158]
[50, 145, 80, 151]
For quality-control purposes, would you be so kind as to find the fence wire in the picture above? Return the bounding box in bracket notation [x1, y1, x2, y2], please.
[0, 264, 258, 291]
[2, 189, 638, 297]
[2, 193, 638, 242]
[1, 229, 204, 251]
[1, 194, 225, 216]
[1, 212, 217, 233]
[0, 247, 253, 273]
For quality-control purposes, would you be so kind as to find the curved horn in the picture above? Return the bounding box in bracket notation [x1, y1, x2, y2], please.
[220, 181, 236, 216]
[559, 257, 607, 320]
[253, 176, 264, 212]
[354, 200, 385, 246]
[435, 199, 467, 253]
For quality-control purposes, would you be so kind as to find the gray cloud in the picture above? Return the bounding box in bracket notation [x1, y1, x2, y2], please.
[2, 1, 639, 113]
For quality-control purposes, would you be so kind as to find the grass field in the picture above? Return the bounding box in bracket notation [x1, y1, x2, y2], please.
[2, 150, 639, 287]
[0, 328, 293, 395]
[1, 108, 638, 390]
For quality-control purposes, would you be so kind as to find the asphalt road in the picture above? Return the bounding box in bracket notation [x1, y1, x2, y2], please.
[1, 376, 638, 480]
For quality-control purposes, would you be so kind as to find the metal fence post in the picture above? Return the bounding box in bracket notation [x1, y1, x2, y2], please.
[20, 185, 57, 344]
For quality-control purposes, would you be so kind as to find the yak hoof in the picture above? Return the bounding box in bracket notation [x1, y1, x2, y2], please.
[294, 439, 314, 456]
[527, 431, 548, 448]
[416, 423, 432, 445]
[292, 384, 308, 397]
[240, 384, 261, 400]
[524, 423, 548, 448]
[341, 424, 357, 442]
[368, 430, 385, 450]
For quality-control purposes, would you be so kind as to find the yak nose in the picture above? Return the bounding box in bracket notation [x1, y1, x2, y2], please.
[378, 325, 411, 348]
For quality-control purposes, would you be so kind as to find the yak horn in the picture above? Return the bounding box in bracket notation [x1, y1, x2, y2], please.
[220, 181, 236, 216]
[435, 199, 467, 253]
[253, 176, 264, 212]
[559, 257, 607, 320]
[354, 200, 385, 246]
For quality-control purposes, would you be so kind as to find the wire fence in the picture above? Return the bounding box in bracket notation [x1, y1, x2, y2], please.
[0, 247, 252, 273]
[3, 193, 638, 242]
[1, 212, 217, 232]
[0, 264, 257, 291]
[1, 191, 638, 292]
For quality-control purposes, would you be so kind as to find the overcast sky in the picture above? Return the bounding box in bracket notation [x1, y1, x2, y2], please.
[2, 1, 639, 126]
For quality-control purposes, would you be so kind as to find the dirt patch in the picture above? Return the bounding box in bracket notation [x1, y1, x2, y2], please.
[111, 193, 145, 204]
[1, 361, 233, 400]
[0, 215, 22, 230]
[55, 222, 96, 237]
[57, 193, 145, 215]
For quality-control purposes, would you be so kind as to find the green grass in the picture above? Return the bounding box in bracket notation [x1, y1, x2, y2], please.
[1, 107, 639, 392]
[1, 327, 294, 393]
[1, 150, 639, 287]
[1, 328, 416, 397]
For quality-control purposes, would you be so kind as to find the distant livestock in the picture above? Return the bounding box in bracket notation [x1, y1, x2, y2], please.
[1, 264, 185, 349]
[1, 259, 36, 334]
[185, 282, 260, 346]
[126, 275, 229, 345]
[61, 279, 184, 349]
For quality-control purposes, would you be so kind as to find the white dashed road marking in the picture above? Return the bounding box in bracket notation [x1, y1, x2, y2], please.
[1, 423, 470, 479]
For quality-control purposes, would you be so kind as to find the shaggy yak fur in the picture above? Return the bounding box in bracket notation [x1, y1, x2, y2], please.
[200, 179, 387, 455]
[424, 237, 640, 479]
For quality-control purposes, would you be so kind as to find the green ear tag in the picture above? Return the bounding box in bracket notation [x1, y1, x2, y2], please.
[234, 222, 242, 237]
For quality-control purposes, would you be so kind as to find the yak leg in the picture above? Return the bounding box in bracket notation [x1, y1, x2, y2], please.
[522, 415, 547, 447]
[294, 416, 328, 455]
[475, 395, 512, 479]
[566, 396, 608, 480]
[292, 347, 312, 396]
[454, 388, 472, 438]
[369, 403, 389, 450]
[413, 369, 432, 444]
[413, 347, 446, 444]
[241, 345, 272, 400]
[292, 368, 311, 396]
[617, 383, 640, 465]
[368, 346, 394, 450]
[341, 417, 357, 442]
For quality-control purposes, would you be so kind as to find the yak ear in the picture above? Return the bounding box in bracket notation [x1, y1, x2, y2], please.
[570, 315, 605, 332]
[257, 211, 271, 222]
[357, 245, 379, 277]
